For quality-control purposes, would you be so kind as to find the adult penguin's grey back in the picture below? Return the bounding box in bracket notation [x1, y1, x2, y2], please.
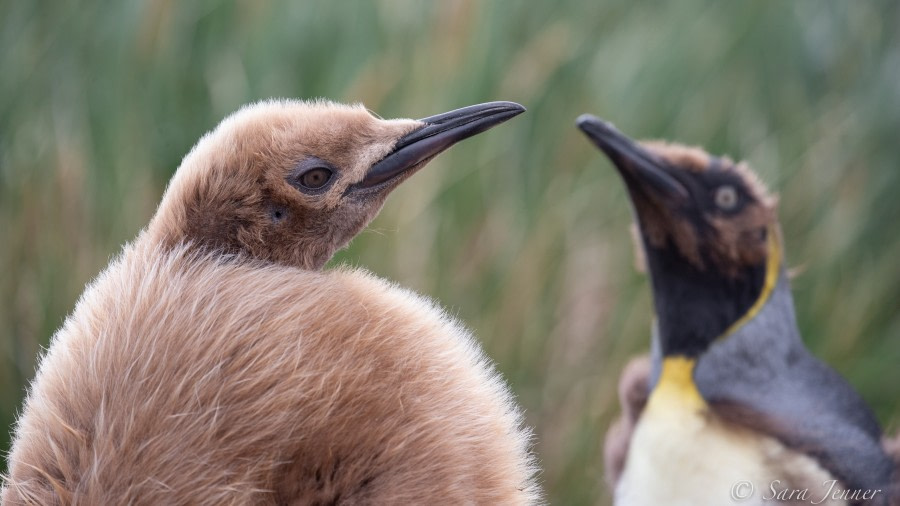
[3, 241, 538, 504]
[694, 266, 892, 498]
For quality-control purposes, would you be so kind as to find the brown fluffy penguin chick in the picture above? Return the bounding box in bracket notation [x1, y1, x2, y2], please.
[602, 355, 651, 489]
[2, 100, 540, 505]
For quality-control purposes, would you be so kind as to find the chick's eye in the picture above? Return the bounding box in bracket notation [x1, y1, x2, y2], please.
[299, 167, 333, 189]
[714, 185, 739, 211]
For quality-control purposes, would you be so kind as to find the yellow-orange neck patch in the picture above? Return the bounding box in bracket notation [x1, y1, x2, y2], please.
[721, 226, 781, 339]
[647, 356, 705, 410]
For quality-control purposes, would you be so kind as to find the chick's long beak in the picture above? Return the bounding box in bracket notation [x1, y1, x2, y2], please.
[355, 101, 526, 189]
[576, 115, 689, 202]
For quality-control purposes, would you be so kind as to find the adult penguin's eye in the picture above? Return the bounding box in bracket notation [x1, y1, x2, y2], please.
[299, 167, 333, 189]
[714, 185, 739, 211]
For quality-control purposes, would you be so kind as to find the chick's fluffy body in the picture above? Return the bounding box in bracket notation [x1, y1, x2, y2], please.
[4, 242, 537, 505]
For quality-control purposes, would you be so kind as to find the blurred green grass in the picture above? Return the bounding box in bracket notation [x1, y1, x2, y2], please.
[1, 1, 899, 503]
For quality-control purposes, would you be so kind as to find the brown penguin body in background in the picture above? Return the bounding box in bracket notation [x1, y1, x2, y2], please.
[2, 100, 539, 504]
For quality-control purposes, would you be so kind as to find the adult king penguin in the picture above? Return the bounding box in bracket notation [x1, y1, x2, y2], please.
[577, 115, 895, 506]
[2, 100, 540, 505]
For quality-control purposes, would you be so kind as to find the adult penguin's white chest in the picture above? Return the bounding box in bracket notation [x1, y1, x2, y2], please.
[614, 357, 844, 506]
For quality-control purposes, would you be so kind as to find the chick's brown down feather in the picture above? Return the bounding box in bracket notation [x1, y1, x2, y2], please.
[2, 99, 538, 505]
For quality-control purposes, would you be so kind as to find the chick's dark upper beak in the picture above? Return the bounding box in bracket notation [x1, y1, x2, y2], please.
[576, 114, 689, 202]
[355, 101, 526, 189]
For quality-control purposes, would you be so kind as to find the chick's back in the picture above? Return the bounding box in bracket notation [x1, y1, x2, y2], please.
[3, 242, 537, 505]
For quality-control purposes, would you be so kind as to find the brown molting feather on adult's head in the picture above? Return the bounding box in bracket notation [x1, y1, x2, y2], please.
[578, 117, 779, 277]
